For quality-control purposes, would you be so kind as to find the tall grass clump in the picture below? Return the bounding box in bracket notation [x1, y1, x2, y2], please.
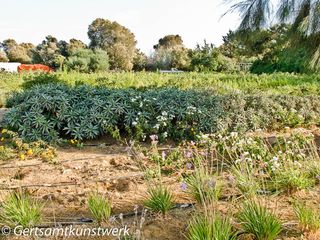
[144, 185, 174, 215]
[293, 202, 320, 232]
[87, 193, 112, 224]
[185, 168, 221, 204]
[0, 191, 43, 227]
[187, 213, 237, 240]
[237, 201, 282, 240]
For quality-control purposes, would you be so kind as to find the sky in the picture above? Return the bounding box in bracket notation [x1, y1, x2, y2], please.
[0, 0, 241, 54]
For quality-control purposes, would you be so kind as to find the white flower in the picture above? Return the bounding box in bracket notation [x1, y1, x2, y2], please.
[230, 132, 238, 138]
[132, 121, 138, 126]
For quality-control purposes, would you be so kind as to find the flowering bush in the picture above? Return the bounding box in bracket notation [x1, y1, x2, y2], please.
[4, 84, 221, 142]
[0, 128, 56, 162]
[3, 84, 320, 142]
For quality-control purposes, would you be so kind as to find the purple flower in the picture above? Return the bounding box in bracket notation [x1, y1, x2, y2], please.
[186, 162, 193, 169]
[207, 179, 216, 188]
[109, 216, 116, 223]
[180, 182, 188, 191]
[185, 151, 193, 158]
[161, 151, 166, 159]
[199, 151, 206, 156]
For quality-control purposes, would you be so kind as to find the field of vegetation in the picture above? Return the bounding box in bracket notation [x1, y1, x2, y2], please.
[1, 71, 320, 240]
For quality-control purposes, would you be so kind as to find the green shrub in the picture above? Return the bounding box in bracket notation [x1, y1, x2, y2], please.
[237, 201, 282, 240]
[87, 193, 111, 224]
[65, 49, 109, 73]
[3, 82, 320, 142]
[0, 191, 43, 227]
[3, 84, 221, 142]
[187, 213, 237, 240]
[293, 202, 320, 232]
[185, 170, 221, 204]
[144, 185, 174, 215]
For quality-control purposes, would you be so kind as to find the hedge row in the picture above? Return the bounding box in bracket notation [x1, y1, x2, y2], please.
[3, 84, 320, 142]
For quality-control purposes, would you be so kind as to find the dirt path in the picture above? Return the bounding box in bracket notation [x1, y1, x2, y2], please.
[0, 145, 190, 240]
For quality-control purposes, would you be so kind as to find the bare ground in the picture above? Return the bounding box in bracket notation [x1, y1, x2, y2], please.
[0, 128, 320, 239]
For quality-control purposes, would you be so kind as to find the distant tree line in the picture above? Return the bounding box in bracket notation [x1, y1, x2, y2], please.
[0, 17, 317, 73]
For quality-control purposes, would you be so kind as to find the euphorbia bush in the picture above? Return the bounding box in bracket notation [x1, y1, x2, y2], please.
[3, 84, 320, 142]
[3, 84, 221, 142]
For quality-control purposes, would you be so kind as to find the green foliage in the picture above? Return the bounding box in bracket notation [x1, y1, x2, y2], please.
[32, 35, 66, 69]
[209, 131, 320, 194]
[251, 44, 311, 74]
[237, 201, 282, 240]
[187, 213, 237, 240]
[143, 185, 174, 215]
[153, 35, 184, 50]
[65, 48, 109, 73]
[185, 167, 221, 203]
[21, 73, 65, 89]
[1, 39, 34, 63]
[150, 35, 190, 70]
[4, 72, 320, 98]
[0, 191, 43, 227]
[190, 41, 234, 72]
[88, 18, 136, 71]
[3, 84, 221, 142]
[293, 202, 320, 231]
[0, 50, 9, 62]
[0, 128, 57, 162]
[87, 193, 112, 224]
[133, 49, 147, 71]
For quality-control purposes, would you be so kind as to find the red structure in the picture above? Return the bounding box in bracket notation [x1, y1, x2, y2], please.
[17, 64, 53, 73]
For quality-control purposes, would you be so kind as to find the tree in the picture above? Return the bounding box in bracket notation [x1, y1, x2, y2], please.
[226, 0, 320, 35]
[153, 35, 184, 50]
[88, 18, 137, 71]
[67, 39, 87, 55]
[0, 51, 8, 62]
[1, 39, 34, 63]
[150, 35, 191, 70]
[220, 24, 290, 64]
[133, 49, 147, 71]
[226, 0, 320, 69]
[189, 41, 234, 72]
[65, 48, 109, 73]
[32, 35, 66, 69]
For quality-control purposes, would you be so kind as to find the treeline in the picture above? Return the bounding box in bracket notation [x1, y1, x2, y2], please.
[0, 18, 316, 73]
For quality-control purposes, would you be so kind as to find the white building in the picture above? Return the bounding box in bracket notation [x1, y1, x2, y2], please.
[0, 62, 21, 73]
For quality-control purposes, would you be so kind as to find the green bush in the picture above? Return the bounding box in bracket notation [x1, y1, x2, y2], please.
[3, 83, 320, 142]
[187, 213, 237, 240]
[3, 84, 221, 142]
[0, 191, 43, 227]
[65, 49, 109, 73]
[237, 201, 282, 240]
[87, 193, 111, 225]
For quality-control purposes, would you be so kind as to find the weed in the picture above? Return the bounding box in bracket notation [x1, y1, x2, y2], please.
[237, 200, 282, 240]
[293, 202, 320, 232]
[0, 191, 43, 227]
[187, 213, 237, 240]
[144, 185, 174, 215]
[87, 193, 112, 224]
